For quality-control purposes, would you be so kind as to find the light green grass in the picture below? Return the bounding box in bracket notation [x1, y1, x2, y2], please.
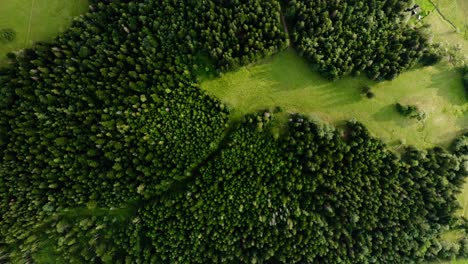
[0, 0, 89, 61]
[432, 0, 467, 38]
[426, 11, 468, 56]
[202, 49, 467, 149]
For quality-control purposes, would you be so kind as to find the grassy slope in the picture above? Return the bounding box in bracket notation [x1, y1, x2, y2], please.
[0, 0, 89, 62]
[202, 49, 466, 149]
[431, 0, 467, 39]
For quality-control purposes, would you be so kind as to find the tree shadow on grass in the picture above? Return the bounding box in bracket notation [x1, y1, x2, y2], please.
[431, 63, 467, 105]
[371, 104, 417, 131]
[372, 104, 398, 122]
[249, 50, 365, 109]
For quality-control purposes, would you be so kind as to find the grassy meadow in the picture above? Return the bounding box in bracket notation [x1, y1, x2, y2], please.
[201, 49, 466, 149]
[0, 0, 88, 62]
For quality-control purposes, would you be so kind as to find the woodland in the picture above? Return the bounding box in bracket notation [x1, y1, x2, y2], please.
[0, 0, 467, 263]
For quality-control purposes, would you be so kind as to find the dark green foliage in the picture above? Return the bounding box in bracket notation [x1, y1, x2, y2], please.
[396, 102, 425, 120]
[420, 45, 443, 66]
[0, 0, 286, 260]
[0, 0, 466, 263]
[284, 0, 431, 80]
[361, 86, 375, 98]
[0, 28, 16, 43]
[361, 86, 371, 94]
[137, 113, 467, 263]
[462, 65, 468, 96]
[190, 0, 288, 71]
[452, 132, 468, 156]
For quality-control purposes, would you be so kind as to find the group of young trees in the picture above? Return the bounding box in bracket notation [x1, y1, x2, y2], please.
[283, 0, 432, 80]
[0, 0, 466, 263]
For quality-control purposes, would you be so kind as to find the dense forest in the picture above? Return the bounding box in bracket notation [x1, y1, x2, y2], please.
[283, 0, 432, 80]
[0, 0, 466, 263]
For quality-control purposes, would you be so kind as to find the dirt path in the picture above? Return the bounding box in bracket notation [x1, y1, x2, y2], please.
[25, 0, 36, 45]
[279, 8, 292, 47]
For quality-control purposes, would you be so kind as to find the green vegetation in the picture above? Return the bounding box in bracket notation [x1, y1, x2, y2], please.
[284, 0, 432, 80]
[0, 0, 89, 61]
[462, 66, 468, 95]
[431, 0, 467, 38]
[202, 49, 467, 149]
[0, 0, 466, 263]
[142, 113, 466, 263]
[0, 28, 16, 43]
[396, 102, 426, 120]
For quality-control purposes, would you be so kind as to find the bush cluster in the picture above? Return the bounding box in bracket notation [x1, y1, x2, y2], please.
[462, 65, 468, 96]
[396, 102, 425, 120]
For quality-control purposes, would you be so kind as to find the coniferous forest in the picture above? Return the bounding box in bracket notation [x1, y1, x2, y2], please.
[0, 0, 467, 263]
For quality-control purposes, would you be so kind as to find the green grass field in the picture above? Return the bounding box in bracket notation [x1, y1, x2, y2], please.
[0, 0, 88, 62]
[432, 0, 467, 39]
[202, 49, 467, 149]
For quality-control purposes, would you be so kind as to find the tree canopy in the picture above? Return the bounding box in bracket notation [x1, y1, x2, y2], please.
[0, 0, 466, 263]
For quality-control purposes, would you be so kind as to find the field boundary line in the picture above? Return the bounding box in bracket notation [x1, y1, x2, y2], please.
[428, 0, 459, 32]
[25, 0, 36, 45]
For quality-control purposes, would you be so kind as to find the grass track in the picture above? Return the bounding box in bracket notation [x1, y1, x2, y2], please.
[0, 0, 89, 61]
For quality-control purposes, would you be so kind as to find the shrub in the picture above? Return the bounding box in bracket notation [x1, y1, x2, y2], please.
[0, 28, 16, 42]
[396, 102, 425, 119]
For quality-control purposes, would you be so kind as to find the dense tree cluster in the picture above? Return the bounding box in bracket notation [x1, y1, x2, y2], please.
[0, 0, 286, 257]
[283, 0, 432, 80]
[0, 0, 466, 263]
[190, 0, 288, 71]
[5, 112, 466, 263]
[452, 132, 468, 156]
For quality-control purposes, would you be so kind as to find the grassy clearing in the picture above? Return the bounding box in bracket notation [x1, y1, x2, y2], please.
[201, 49, 467, 149]
[0, 0, 88, 62]
[203, 2, 468, 255]
[431, 0, 467, 38]
[426, 11, 468, 56]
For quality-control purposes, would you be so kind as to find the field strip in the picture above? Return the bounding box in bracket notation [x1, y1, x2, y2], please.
[25, 0, 36, 45]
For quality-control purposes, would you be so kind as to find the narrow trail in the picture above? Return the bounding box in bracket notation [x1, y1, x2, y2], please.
[279, 8, 292, 47]
[25, 0, 36, 45]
